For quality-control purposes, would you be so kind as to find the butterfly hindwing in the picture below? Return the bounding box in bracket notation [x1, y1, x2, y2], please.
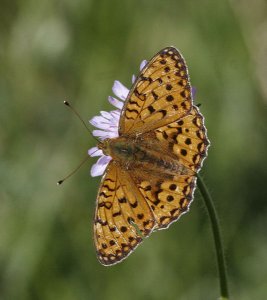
[119, 47, 192, 135]
[153, 105, 209, 172]
[94, 161, 155, 265]
[127, 163, 195, 230]
[129, 106, 209, 230]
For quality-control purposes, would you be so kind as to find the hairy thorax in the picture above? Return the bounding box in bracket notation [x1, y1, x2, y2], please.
[98, 135, 192, 176]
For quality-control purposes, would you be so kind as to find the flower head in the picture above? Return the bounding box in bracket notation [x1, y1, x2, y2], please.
[88, 60, 147, 177]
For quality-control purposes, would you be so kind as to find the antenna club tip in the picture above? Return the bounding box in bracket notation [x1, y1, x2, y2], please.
[64, 100, 70, 106]
[57, 180, 64, 185]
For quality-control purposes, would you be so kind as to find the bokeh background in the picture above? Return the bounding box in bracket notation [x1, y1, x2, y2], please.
[1, 0, 267, 299]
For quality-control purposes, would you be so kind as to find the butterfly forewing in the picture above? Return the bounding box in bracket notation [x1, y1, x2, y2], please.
[119, 47, 192, 135]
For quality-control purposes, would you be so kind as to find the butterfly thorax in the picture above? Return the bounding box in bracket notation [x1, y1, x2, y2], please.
[98, 136, 193, 176]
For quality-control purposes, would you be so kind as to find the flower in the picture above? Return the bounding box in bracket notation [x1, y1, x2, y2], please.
[88, 60, 147, 177]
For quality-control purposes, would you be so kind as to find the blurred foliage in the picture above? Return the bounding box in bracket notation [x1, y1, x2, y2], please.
[0, 0, 267, 299]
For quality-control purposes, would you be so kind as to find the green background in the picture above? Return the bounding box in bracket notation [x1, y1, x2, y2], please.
[1, 0, 267, 299]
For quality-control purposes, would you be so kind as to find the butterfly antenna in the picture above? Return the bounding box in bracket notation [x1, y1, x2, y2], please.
[57, 155, 90, 185]
[63, 101, 100, 143]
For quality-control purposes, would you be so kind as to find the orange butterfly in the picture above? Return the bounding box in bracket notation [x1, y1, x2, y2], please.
[89, 47, 209, 265]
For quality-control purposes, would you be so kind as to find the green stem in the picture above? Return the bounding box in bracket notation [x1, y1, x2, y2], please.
[197, 174, 229, 299]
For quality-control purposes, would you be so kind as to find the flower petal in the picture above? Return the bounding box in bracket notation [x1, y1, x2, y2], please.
[108, 96, 123, 110]
[93, 129, 118, 140]
[112, 80, 129, 100]
[89, 116, 111, 130]
[140, 60, 147, 70]
[110, 110, 120, 118]
[88, 147, 103, 157]
[90, 155, 112, 177]
[132, 74, 136, 84]
[92, 129, 109, 138]
[192, 86, 197, 99]
[110, 110, 121, 123]
[100, 110, 113, 119]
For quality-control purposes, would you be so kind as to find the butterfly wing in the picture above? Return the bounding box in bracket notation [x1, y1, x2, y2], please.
[94, 161, 155, 266]
[132, 172, 196, 230]
[146, 105, 210, 172]
[119, 46, 192, 135]
[130, 106, 209, 230]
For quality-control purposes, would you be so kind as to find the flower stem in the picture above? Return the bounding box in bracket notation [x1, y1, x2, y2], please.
[197, 174, 229, 299]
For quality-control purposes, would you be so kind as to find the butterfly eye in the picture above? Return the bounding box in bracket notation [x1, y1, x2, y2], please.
[116, 145, 133, 156]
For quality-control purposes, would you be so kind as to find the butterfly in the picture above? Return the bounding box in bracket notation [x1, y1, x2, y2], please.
[93, 47, 209, 265]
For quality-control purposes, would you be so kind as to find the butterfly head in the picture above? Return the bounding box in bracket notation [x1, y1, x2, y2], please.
[98, 136, 135, 161]
[97, 139, 112, 156]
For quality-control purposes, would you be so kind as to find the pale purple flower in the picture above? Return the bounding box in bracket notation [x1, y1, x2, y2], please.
[88, 60, 147, 177]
